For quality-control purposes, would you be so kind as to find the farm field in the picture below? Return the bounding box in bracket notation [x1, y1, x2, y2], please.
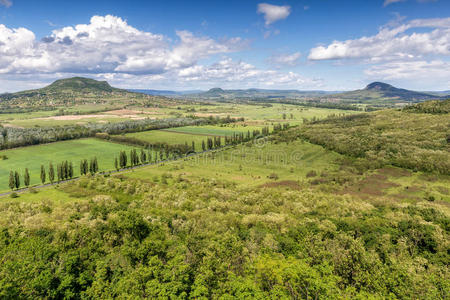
[174, 103, 356, 125]
[0, 138, 141, 191]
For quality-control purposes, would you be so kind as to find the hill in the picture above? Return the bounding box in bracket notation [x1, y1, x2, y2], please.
[6, 77, 125, 98]
[298, 101, 450, 174]
[326, 82, 444, 104]
[0, 77, 168, 108]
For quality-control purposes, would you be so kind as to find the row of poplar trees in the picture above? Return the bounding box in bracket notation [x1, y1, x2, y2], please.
[8, 157, 99, 190]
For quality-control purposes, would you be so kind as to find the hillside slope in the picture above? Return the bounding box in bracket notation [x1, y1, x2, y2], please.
[0, 77, 167, 107]
[299, 102, 450, 174]
[327, 82, 443, 104]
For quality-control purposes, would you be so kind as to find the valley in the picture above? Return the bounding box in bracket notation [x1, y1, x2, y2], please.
[0, 77, 448, 298]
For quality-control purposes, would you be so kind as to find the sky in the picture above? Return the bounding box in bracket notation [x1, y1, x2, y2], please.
[0, 0, 449, 92]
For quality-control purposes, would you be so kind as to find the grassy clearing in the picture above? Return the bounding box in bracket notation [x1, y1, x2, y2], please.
[0, 138, 140, 192]
[124, 140, 342, 187]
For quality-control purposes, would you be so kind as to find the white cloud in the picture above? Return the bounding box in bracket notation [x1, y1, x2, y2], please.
[0, 15, 324, 92]
[365, 60, 450, 80]
[0, 15, 246, 75]
[172, 57, 322, 89]
[257, 3, 291, 26]
[308, 17, 450, 61]
[268, 52, 301, 67]
[0, 0, 12, 8]
[384, 0, 406, 7]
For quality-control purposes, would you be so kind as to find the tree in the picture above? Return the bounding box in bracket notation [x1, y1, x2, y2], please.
[49, 163, 55, 183]
[114, 157, 119, 171]
[68, 162, 73, 178]
[140, 149, 146, 164]
[192, 141, 195, 152]
[24, 168, 30, 187]
[40, 165, 46, 184]
[56, 163, 62, 182]
[202, 140, 206, 151]
[93, 157, 98, 173]
[63, 161, 69, 179]
[14, 171, 20, 189]
[9, 171, 15, 190]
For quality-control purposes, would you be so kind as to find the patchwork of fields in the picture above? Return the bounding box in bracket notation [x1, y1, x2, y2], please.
[0, 138, 140, 191]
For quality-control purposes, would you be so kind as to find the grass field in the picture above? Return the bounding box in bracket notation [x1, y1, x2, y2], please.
[124, 140, 342, 187]
[125, 130, 211, 151]
[0, 138, 141, 191]
[161, 124, 266, 136]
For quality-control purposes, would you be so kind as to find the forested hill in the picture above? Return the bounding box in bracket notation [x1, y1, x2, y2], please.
[0, 77, 167, 107]
[1, 77, 130, 99]
[326, 82, 445, 104]
[403, 98, 450, 114]
[299, 101, 450, 174]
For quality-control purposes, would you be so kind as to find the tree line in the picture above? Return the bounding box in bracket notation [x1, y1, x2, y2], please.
[8, 157, 99, 190]
[0, 115, 242, 150]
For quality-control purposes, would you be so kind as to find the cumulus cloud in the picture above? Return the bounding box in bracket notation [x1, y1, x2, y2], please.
[308, 17, 450, 61]
[257, 3, 291, 26]
[173, 57, 322, 89]
[0, 15, 324, 91]
[0, 0, 12, 8]
[365, 60, 450, 80]
[0, 15, 246, 75]
[268, 52, 301, 67]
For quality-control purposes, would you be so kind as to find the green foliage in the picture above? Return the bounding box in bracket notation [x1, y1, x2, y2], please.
[0, 173, 448, 298]
[300, 109, 450, 174]
[403, 99, 450, 114]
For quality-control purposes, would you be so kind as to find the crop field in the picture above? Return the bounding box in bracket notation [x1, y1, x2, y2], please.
[171, 103, 356, 125]
[0, 138, 141, 191]
[160, 124, 267, 136]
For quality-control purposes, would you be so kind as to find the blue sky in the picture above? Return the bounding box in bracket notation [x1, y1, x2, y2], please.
[0, 0, 449, 92]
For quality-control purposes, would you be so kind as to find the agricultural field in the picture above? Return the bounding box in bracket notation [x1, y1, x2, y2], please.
[0, 138, 141, 191]
[170, 103, 355, 125]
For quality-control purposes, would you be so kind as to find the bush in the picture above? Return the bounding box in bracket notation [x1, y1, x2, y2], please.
[9, 192, 18, 198]
[267, 173, 279, 180]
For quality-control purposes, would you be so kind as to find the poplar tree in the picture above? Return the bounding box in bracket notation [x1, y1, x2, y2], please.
[57, 163, 62, 182]
[14, 171, 20, 189]
[140, 149, 146, 164]
[24, 168, 30, 187]
[40, 165, 46, 184]
[9, 171, 15, 190]
[114, 157, 119, 171]
[68, 162, 73, 178]
[49, 163, 55, 183]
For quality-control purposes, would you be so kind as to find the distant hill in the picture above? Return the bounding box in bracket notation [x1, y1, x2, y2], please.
[0, 77, 168, 107]
[10, 77, 125, 97]
[326, 82, 444, 104]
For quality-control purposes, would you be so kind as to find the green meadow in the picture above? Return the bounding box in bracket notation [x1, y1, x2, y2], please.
[0, 138, 140, 191]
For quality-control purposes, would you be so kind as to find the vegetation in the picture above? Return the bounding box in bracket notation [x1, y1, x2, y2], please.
[299, 109, 450, 174]
[403, 99, 450, 114]
[0, 87, 448, 299]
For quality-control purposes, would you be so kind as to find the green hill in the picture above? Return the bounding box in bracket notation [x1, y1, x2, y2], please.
[299, 101, 450, 174]
[0, 77, 162, 108]
[11, 77, 125, 97]
[327, 82, 443, 104]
